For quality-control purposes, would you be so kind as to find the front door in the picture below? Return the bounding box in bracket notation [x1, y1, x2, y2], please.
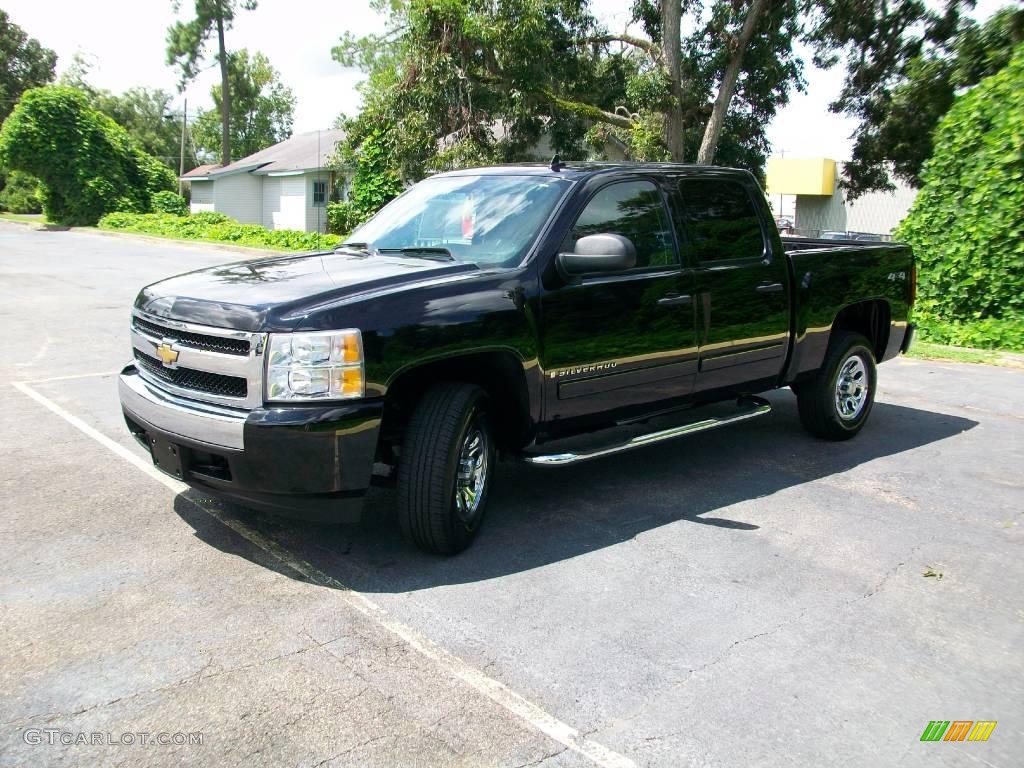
[540, 179, 699, 421]
[674, 177, 790, 393]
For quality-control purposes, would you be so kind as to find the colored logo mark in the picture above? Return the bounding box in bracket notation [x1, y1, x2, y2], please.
[920, 721, 997, 742]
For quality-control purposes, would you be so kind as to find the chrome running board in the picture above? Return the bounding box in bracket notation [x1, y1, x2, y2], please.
[522, 396, 771, 467]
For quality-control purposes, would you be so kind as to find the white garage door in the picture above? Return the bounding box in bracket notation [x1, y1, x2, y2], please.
[274, 175, 306, 231]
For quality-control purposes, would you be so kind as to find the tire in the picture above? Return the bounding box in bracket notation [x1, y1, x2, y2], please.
[396, 383, 495, 555]
[795, 332, 877, 441]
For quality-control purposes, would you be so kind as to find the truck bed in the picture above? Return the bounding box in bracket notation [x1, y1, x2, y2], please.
[780, 239, 915, 382]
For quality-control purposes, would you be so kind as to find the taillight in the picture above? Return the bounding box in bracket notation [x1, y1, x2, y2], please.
[910, 263, 917, 305]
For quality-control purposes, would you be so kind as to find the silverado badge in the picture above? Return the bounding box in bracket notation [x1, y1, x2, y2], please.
[549, 361, 618, 379]
[156, 341, 180, 368]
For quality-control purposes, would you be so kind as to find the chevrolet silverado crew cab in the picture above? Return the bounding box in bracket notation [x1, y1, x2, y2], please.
[119, 163, 915, 554]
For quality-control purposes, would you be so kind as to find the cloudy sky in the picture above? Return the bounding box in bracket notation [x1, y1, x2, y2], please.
[5, 0, 1007, 161]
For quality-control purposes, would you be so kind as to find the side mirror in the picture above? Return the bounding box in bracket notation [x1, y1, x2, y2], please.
[557, 234, 637, 275]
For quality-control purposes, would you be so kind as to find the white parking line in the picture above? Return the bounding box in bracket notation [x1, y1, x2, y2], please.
[11, 380, 636, 768]
[21, 370, 120, 383]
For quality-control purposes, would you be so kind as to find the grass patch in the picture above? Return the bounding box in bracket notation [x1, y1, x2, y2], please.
[0, 212, 45, 224]
[90, 226, 290, 253]
[906, 340, 1024, 368]
[97, 211, 340, 252]
[914, 316, 1023, 352]
[906, 341, 999, 365]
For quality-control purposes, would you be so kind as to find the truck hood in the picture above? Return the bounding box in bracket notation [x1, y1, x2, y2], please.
[135, 251, 480, 331]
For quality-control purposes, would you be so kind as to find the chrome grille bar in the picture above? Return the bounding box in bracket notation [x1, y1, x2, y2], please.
[132, 315, 250, 356]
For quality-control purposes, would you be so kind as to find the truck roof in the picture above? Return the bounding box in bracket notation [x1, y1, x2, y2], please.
[436, 162, 756, 182]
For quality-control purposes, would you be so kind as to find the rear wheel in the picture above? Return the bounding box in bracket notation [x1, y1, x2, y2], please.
[396, 383, 494, 555]
[795, 332, 877, 441]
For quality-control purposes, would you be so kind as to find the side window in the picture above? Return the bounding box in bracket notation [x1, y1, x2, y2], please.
[312, 180, 327, 207]
[677, 179, 765, 262]
[570, 180, 675, 269]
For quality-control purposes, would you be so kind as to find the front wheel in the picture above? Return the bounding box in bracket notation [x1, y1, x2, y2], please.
[795, 332, 877, 441]
[396, 383, 495, 555]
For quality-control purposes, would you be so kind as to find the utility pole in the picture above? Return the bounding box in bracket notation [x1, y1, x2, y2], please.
[178, 98, 188, 197]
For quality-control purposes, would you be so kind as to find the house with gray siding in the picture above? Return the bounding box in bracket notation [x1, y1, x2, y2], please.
[181, 130, 347, 233]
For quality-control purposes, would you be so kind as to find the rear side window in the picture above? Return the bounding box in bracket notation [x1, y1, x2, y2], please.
[570, 180, 676, 269]
[676, 179, 765, 262]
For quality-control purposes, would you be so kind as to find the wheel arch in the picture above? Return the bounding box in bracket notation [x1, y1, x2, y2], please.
[829, 299, 891, 361]
[379, 350, 533, 455]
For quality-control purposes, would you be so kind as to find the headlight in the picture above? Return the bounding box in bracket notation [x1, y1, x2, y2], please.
[265, 330, 364, 402]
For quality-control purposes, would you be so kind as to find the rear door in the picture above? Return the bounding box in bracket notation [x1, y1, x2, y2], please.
[674, 176, 790, 393]
[540, 178, 698, 420]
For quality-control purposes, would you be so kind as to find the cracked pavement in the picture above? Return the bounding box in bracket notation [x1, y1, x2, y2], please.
[1, 224, 1021, 767]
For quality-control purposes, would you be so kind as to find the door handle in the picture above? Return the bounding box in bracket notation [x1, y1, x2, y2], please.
[657, 293, 693, 307]
[756, 282, 783, 293]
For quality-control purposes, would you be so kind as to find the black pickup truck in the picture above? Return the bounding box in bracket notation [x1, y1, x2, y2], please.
[119, 163, 915, 554]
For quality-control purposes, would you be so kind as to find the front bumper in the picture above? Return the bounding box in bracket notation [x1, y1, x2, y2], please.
[119, 365, 383, 522]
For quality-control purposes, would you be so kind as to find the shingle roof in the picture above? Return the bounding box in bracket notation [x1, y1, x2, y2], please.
[181, 163, 221, 179]
[180, 130, 346, 180]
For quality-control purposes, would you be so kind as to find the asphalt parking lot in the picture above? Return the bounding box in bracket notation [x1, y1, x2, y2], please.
[1, 222, 1021, 767]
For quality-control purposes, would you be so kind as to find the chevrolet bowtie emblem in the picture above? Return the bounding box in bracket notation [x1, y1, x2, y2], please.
[156, 341, 180, 367]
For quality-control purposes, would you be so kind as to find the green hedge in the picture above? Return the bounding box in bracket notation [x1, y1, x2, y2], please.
[0, 170, 42, 213]
[150, 191, 189, 216]
[98, 212, 341, 252]
[326, 200, 358, 236]
[896, 43, 1024, 351]
[0, 86, 175, 225]
[916, 316, 1023, 352]
[326, 129, 403, 235]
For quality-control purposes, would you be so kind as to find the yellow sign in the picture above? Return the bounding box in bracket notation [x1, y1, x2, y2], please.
[765, 157, 837, 196]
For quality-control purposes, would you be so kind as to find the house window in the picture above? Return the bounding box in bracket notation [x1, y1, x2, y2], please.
[312, 179, 327, 207]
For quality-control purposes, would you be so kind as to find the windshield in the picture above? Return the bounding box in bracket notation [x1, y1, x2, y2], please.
[347, 174, 572, 267]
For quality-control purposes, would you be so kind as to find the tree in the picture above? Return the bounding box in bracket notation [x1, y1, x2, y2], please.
[0, 86, 176, 225]
[695, 0, 770, 164]
[326, 128, 404, 234]
[191, 49, 295, 162]
[56, 51, 96, 93]
[56, 54, 186, 173]
[96, 88, 184, 169]
[333, 0, 803, 182]
[0, 9, 57, 201]
[806, 4, 1024, 198]
[334, 0, 593, 178]
[894, 43, 1024, 351]
[333, 0, 978, 216]
[167, 0, 257, 165]
[0, 170, 42, 213]
[0, 10, 57, 125]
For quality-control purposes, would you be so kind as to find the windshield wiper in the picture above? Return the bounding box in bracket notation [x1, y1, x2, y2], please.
[378, 247, 456, 262]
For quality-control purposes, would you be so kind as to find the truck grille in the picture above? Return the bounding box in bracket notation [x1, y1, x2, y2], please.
[135, 351, 248, 399]
[132, 316, 250, 356]
[130, 310, 265, 408]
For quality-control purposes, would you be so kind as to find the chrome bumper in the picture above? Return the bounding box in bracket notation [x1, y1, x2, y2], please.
[118, 366, 247, 450]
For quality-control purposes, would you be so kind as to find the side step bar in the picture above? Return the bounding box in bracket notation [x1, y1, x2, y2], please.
[522, 396, 772, 467]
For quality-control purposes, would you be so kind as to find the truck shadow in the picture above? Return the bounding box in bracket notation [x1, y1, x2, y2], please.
[173, 391, 977, 592]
